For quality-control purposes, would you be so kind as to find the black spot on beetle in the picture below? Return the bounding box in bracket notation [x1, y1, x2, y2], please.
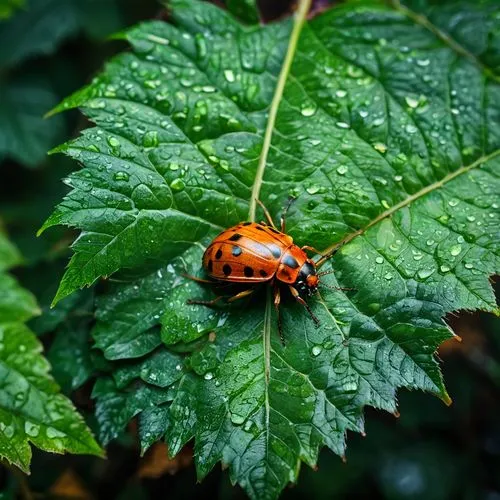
[223, 264, 232, 276]
[255, 225, 265, 231]
[232, 246, 242, 257]
[215, 248, 223, 259]
[268, 244, 282, 259]
[243, 222, 252, 226]
[208, 260, 213, 272]
[244, 266, 254, 277]
[269, 227, 280, 234]
[283, 254, 299, 269]
[260, 270, 268, 277]
[229, 233, 242, 241]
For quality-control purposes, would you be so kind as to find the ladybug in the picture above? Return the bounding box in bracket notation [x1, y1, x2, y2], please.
[188, 199, 341, 339]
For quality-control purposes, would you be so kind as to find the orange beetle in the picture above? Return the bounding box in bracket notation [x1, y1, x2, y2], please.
[188, 200, 337, 338]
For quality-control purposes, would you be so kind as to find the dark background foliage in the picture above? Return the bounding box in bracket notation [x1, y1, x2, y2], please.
[0, 0, 499, 498]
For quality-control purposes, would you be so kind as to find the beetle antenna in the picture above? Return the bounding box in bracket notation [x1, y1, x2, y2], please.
[317, 270, 335, 277]
[320, 283, 356, 292]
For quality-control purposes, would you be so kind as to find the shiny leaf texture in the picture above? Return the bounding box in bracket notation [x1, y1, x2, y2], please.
[44, 0, 500, 498]
[0, 233, 103, 473]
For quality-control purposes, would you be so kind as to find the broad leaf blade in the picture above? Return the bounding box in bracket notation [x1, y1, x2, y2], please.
[44, 0, 500, 498]
[0, 233, 103, 472]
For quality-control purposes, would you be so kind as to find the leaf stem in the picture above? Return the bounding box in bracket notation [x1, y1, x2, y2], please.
[317, 148, 500, 267]
[248, 0, 312, 221]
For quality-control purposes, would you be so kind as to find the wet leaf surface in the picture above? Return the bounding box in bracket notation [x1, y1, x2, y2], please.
[43, 0, 499, 498]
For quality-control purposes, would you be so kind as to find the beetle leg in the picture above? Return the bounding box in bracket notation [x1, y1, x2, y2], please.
[227, 288, 255, 303]
[188, 288, 255, 308]
[273, 284, 284, 345]
[301, 245, 326, 257]
[280, 197, 296, 233]
[288, 285, 320, 326]
[182, 273, 215, 284]
[256, 199, 277, 229]
[187, 296, 224, 307]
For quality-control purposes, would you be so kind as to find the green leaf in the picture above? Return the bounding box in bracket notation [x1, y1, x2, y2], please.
[396, 0, 500, 76]
[45, 0, 500, 498]
[0, 232, 21, 271]
[0, 0, 24, 20]
[47, 321, 94, 392]
[0, 233, 103, 472]
[0, 0, 124, 68]
[225, 0, 260, 24]
[0, 76, 65, 167]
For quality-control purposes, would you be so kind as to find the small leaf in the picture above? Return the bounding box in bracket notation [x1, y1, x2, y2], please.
[0, 0, 23, 21]
[0, 76, 65, 167]
[48, 321, 94, 392]
[0, 0, 124, 68]
[0, 232, 21, 271]
[225, 0, 260, 24]
[0, 233, 103, 472]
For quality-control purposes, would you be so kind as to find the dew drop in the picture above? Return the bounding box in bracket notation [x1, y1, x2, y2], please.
[301, 104, 317, 117]
[107, 136, 120, 148]
[306, 185, 320, 195]
[311, 346, 322, 357]
[46, 427, 66, 439]
[230, 413, 245, 425]
[224, 69, 235, 82]
[143, 130, 159, 148]
[450, 245, 462, 256]
[335, 89, 347, 98]
[375, 257, 384, 264]
[336, 165, 348, 175]
[114, 171, 129, 182]
[417, 268, 434, 279]
[170, 178, 185, 192]
[24, 421, 40, 437]
[204, 372, 214, 380]
[405, 96, 419, 109]
[373, 142, 387, 153]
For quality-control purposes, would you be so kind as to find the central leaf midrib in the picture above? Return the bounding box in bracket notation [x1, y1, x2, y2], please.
[248, 0, 312, 222]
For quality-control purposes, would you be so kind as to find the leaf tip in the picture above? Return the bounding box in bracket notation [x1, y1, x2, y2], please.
[442, 392, 453, 407]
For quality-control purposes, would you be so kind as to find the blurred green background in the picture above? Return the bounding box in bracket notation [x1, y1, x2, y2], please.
[1, 0, 499, 498]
